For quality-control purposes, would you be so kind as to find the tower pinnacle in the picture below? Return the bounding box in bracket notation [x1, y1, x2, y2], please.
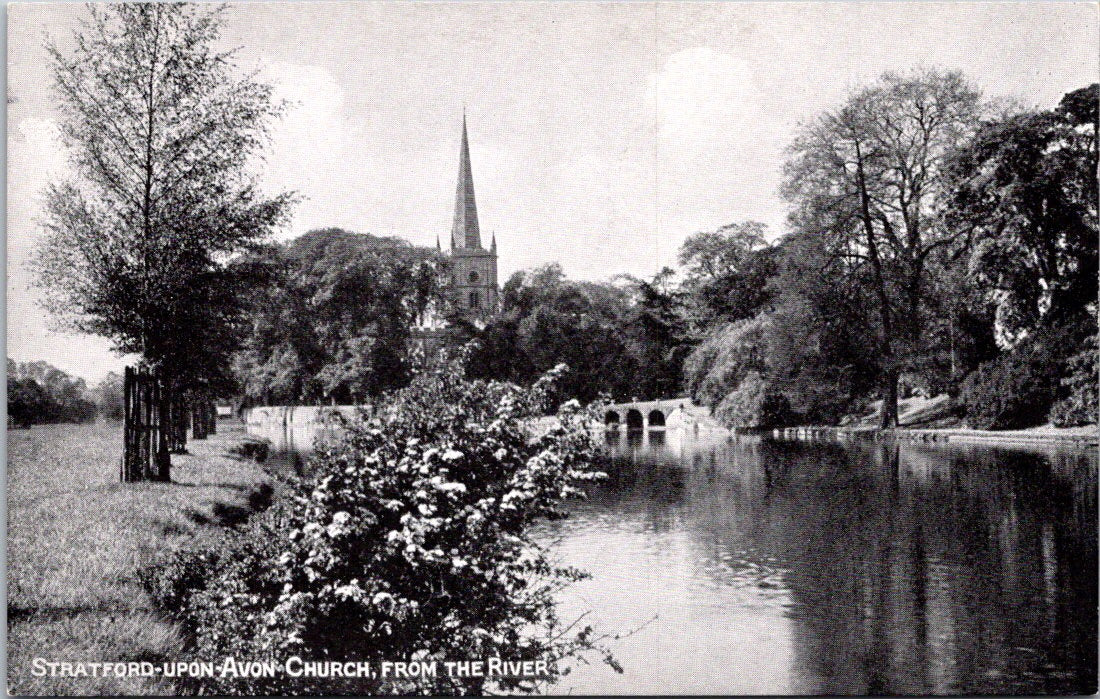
[451, 114, 481, 250]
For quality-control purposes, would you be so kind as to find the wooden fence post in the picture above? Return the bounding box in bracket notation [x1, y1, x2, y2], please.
[168, 395, 188, 454]
[154, 374, 171, 481]
[123, 366, 162, 482]
[123, 366, 136, 482]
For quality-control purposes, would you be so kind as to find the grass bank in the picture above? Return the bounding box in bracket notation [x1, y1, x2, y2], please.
[824, 394, 1098, 446]
[7, 420, 274, 695]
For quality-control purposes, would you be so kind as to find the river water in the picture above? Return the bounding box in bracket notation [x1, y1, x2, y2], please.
[252, 421, 1097, 695]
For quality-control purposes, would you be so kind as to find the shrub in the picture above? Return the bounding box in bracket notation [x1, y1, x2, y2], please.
[145, 361, 614, 695]
[140, 543, 236, 619]
[683, 315, 771, 410]
[228, 438, 271, 462]
[959, 323, 1079, 430]
[714, 371, 793, 429]
[1050, 333, 1098, 427]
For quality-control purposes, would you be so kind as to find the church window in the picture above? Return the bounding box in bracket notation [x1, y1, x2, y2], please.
[469, 291, 480, 308]
[468, 270, 480, 283]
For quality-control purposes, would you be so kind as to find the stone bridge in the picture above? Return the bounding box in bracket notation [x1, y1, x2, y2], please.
[603, 397, 713, 430]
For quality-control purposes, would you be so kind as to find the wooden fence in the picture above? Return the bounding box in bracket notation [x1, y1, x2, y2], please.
[191, 399, 216, 440]
[121, 367, 222, 483]
[122, 366, 169, 482]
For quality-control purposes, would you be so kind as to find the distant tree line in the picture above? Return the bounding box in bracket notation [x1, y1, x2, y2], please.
[7, 359, 98, 427]
[232, 239, 693, 409]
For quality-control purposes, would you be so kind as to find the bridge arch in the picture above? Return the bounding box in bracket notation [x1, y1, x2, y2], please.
[625, 409, 644, 430]
[604, 410, 621, 427]
[647, 409, 666, 427]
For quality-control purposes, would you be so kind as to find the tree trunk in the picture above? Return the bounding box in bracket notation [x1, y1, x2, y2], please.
[854, 142, 901, 431]
[878, 366, 900, 428]
[154, 381, 172, 481]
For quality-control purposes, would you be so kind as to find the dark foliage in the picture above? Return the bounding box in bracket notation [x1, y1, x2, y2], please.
[1049, 332, 1099, 427]
[7, 359, 96, 427]
[945, 84, 1098, 344]
[234, 228, 447, 405]
[959, 323, 1086, 430]
[467, 264, 690, 404]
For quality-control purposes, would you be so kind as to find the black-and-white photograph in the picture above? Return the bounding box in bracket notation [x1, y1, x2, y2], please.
[6, 1, 1098, 695]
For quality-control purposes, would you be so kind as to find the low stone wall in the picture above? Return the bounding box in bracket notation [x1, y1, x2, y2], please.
[243, 405, 366, 429]
[771, 425, 1098, 449]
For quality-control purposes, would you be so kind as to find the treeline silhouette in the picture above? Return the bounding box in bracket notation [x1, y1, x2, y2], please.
[6, 359, 121, 427]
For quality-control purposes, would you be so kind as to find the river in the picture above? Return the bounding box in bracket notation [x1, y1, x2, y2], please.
[253, 421, 1097, 695]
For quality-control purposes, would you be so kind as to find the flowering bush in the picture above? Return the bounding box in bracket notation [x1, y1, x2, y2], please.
[147, 361, 612, 695]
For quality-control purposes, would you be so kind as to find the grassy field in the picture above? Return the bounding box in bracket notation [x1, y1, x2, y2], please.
[7, 420, 274, 695]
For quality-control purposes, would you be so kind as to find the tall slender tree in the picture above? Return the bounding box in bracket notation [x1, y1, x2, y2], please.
[34, 3, 293, 478]
[782, 69, 984, 426]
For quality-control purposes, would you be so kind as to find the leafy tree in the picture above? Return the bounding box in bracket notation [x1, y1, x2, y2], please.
[1050, 332, 1099, 427]
[683, 314, 773, 411]
[944, 84, 1098, 346]
[782, 69, 985, 426]
[713, 370, 793, 429]
[235, 229, 447, 405]
[468, 264, 686, 404]
[33, 3, 293, 442]
[678, 221, 777, 326]
[92, 371, 126, 420]
[617, 268, 693, 400]
[7, 377, 51, 428]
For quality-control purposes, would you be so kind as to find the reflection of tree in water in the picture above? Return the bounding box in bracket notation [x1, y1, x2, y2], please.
[593, 434, 1097, 694]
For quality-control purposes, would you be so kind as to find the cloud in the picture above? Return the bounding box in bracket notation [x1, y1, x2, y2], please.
[641, 47, 789, 262]
[256, 62, 356, 231]
[645, 47, 764, 151]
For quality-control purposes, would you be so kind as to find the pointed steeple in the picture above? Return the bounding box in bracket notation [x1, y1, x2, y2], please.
[451, 113, 481, 250]
[491, 231, 497, 254]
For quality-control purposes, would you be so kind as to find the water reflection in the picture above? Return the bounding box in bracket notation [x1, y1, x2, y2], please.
[545, 430, 1097, 695]
[245, 410, 349, 475]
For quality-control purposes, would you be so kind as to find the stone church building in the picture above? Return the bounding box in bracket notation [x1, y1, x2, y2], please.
[411, 115, 499, 358]
[445, 114, 498, 322]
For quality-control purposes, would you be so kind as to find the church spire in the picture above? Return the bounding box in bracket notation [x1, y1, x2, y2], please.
[451, 113, 481, 250]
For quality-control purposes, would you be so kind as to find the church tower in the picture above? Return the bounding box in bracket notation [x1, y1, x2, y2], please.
[448, 114, 498, 322]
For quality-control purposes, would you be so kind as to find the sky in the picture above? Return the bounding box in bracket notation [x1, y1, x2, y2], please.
[6, 1, 1099, 383]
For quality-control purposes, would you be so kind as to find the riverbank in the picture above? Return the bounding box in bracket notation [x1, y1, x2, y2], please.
[7, 420, 275, 695]
[773, 423, 1098, 448]
[769, 393, 1098, 448]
